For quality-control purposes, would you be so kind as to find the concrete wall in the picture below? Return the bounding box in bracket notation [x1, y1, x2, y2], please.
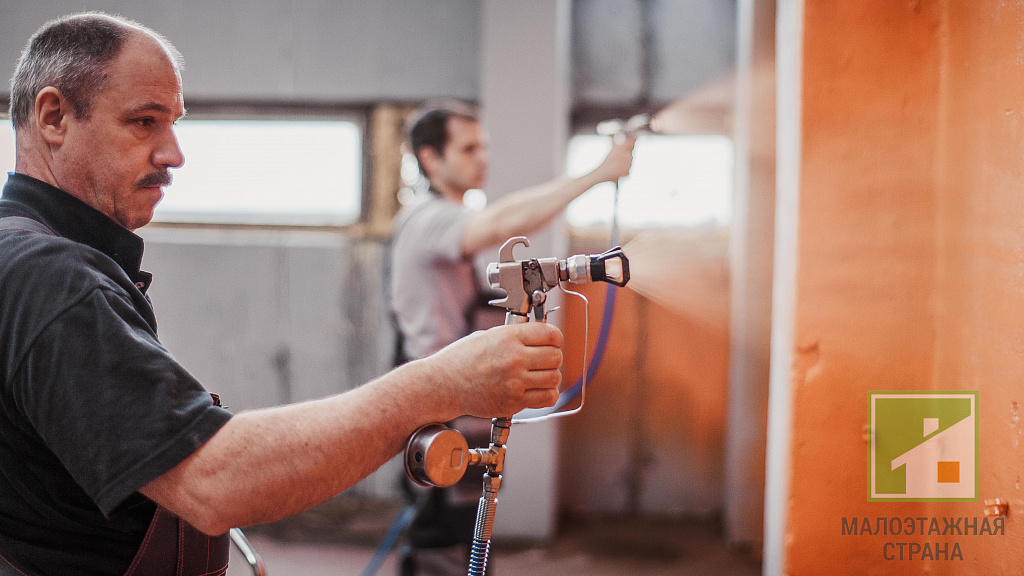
[139, 229, 394, 409]
[138, 228, 402, 498]
[477, 0, 571, 540]
[0, 0, 480, 102]
[573, 0, 737, 107]
[725, 0, 775, 552]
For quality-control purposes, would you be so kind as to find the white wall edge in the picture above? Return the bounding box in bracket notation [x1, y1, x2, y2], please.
[763, 0, 803, 574]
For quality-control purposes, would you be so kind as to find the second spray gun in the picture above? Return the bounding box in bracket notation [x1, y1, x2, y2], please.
[404, 235, 629, 575]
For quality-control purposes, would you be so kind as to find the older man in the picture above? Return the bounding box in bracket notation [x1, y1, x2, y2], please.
[0, 13, 562, 576]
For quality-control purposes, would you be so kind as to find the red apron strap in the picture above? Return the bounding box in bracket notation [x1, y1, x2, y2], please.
[122, 505, 229, 576]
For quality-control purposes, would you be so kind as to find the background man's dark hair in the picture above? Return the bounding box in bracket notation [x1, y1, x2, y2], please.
[408, 101, 479, 175]
[8, 12, 182, 129]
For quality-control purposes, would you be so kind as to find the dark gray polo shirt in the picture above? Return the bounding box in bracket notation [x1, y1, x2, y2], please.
[0, 173, 233, 575]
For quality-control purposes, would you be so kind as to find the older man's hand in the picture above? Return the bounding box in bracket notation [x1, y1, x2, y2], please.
[429, 322, 563, 418]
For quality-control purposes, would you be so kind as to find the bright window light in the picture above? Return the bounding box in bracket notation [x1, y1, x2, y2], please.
[0, 119, 14, 174]
[0, 118, 362, 226]
[154, 119, 362, 225]
[565, 134, 733, 229]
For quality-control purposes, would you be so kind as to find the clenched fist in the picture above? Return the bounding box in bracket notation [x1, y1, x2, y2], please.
[428, 322, 563, 418]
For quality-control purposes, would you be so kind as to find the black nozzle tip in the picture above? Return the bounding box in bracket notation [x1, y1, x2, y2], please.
[590, 246, 630, 287]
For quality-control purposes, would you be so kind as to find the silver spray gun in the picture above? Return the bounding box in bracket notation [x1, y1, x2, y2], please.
[485, 236, 629, 321]
[597, 113, 653, 141]
[404, 235, 629, 576]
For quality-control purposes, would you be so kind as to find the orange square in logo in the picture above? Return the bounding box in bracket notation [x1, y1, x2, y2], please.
[937, 461, 960, 483]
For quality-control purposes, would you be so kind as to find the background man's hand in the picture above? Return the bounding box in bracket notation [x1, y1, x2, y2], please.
[593, 135, 636, 184]
[431, 322, 563, 418]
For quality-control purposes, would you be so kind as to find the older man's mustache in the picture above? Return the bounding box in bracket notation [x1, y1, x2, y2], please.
[137, 171, 172, 188]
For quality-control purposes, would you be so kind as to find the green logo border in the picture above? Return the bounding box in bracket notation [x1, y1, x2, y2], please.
[867, 390, 979, 502]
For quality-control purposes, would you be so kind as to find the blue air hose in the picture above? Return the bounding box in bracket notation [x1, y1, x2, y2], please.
[357, 503, 417, 576]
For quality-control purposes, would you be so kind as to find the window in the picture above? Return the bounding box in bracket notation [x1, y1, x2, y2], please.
[565, 133, 733, 229]
[156, 118, 362, 225]
[1, 119, 13, 174]
[0, 117, 363, 226]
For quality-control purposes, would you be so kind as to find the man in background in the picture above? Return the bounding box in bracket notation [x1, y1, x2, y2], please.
[0, 13, 563, 575]
[390, 102, 633, 574]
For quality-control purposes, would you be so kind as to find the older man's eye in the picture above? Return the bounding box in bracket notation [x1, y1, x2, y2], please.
[135, 118, 155, 128]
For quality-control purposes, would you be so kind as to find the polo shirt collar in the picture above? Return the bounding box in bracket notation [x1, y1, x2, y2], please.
[1, 172, 152, 291]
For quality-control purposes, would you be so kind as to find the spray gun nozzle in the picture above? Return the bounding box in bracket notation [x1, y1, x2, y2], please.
[589, 246, 630, 287]
[558, 246, 630, 287]
[486, 239, 630, 316]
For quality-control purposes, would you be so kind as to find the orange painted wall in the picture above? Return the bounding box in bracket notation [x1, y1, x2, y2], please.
[787, 1, 1024, 573]
[933, 3, 1024, 571]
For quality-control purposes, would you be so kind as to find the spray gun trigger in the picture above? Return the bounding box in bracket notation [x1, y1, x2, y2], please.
[532, 290, 546, 322]
[531, 290, 546, 307]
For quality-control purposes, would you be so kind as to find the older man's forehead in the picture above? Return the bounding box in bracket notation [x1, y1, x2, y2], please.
[103, 34, 185, 116]
[110, 86, 185, 120]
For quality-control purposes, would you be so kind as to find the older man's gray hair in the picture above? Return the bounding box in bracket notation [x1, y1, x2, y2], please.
[9, 12, 182, 129]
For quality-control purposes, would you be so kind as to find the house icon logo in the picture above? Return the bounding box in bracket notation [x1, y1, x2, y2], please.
[868, 391, 978, 501]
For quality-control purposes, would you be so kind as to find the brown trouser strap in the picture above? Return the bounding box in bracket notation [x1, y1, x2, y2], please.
[122, 506, 230, 576]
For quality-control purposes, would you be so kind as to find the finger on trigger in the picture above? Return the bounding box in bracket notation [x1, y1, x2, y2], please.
[516, 323, 563, 347]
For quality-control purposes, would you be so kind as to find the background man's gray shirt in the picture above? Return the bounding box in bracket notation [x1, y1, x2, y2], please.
[391, 192, 478, 360]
